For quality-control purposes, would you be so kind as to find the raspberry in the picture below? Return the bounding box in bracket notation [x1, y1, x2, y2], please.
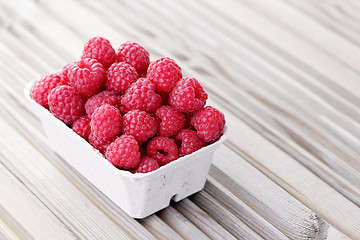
[169, 77, 208, 112]
[122, 110, 158, 143]
[72, 115, 91, 140]
[174, 129, 207, 157]
[105, 135, 141, 169]
[31, 73, 66, 108]
[89, 133, 114, 154]
[117, 41, 150, 75]
[155, 105, 185, 137]
[132, 156, 159, 173]
[147, 57, 182, 92]
[48, 85, 85, 125]
[190, 106, 226, 143]
[146, 136, 178, 166]
[120, 78, 162, 113]
[85, 90, 120, 116]
[67, 58, 105, 97]
[81, 37, 117, 69]
[105, 62, 138, 94]
[90, 104, 122, 140]
[61, 63, 72, 84]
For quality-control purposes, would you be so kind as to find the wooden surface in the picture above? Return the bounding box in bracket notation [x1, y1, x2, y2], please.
[0, 0, 359, 239]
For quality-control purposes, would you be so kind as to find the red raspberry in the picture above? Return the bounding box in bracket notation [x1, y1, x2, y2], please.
[105, 62, 138, 94]
[85, 90, 120, 116]
[61, 63, 72, 84]
[48, 85, 85, 125]
[90, 104, 122, 140]
[169, 77, 208, 112]
[117, 41, 150, 75]
[174, 129, 207, 157]
[67, 58, 105, 97]
[72, 115, 91, 140]
[147, 57, 182, 92]
[190, 106, 226, 143]
[146, 136, 178, 166]
[105, 135, 141, 169]
[122, 110, 158, 143]
[155, 105, 185, 137]
[81, 37, 117, 69]
[132, 156, 159, 173]
[89, 133, 114, 154]
[120, 78, 162, 113]
[31, 73, 66, 108]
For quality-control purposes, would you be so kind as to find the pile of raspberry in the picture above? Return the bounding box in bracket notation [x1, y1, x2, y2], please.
[32, 37, 226, 174]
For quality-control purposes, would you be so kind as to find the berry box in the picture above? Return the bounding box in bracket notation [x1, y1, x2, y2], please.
[24, 80, 227, 218]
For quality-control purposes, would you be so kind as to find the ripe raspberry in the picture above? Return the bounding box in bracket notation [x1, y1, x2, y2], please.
[81, 37, 117, 69]
[132, 156, 159, 173]
[174, 129, 207, 157]
[90, 104, 122, 140]
[120, 78, 162, 113]
[85, 90, 120, 116]
[72, 115, 91, 140]
[105, 62, 138, 94]
[146, 136, 178, 166]
[147, 57, 182, 92]
[105, 135, 141, 169]
[117, 41, 150, 75]
[155, 105, 185, 137]
[122, 110, 158, 143]
[67, 58, 105, 97]
[190, 106, 226, 143]
[31, 73, 66, 108]
[169, 77, 208, 112]
[61, 63, 72, 84]
[48, 85, 85, 125]
[89, 133, 114, 154]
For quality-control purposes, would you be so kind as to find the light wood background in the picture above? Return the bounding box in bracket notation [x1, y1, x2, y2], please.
[0, 0, 359, 239]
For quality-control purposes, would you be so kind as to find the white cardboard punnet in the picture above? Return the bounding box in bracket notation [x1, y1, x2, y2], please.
[24, 80, 227, 218]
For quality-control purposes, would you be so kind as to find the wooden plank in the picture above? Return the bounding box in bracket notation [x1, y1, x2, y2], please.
[0, 114, 155, 240]
[203, 176, 289, 240]
[210, 145, 328, 240]
[0, 162, 77, 239]
[200, 0, 360, 102]
[174, 198, 239, 240]
[212, 104, 360, 238]
[138, 215, 184, 240]
[157, 207, 211, 240]
[191, 191, 264, 240]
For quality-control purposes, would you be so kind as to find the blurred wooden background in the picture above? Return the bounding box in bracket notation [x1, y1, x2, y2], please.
[0, 0, 360, 239]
